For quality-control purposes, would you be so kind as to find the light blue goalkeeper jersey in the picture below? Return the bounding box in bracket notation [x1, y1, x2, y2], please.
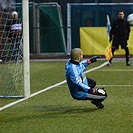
[65, 59, 92, 100]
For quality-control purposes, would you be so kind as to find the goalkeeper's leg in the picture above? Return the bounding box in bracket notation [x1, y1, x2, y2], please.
[87, 77, 96, 88]
[86, 88, 107, 109]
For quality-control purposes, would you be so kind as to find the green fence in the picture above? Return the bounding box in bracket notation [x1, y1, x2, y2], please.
[16, 2, 66, 55]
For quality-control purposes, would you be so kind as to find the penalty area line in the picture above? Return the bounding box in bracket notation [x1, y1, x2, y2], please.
[0, 61, 108, 111]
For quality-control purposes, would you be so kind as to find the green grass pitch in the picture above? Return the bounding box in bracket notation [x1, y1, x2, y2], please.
[0, 60, 132, 133]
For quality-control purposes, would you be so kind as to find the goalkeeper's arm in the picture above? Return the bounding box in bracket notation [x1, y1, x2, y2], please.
[87, 56, 101, 64]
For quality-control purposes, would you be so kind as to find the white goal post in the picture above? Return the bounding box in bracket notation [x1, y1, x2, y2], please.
[0, 0, 30, 98]
[0, 1, 66, 98]
[22, 0, 30, 97]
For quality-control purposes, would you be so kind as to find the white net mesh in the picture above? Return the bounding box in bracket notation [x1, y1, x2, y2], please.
[0, 2, 24, 97]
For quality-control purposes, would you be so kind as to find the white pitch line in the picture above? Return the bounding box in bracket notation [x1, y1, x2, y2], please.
[97, 69, 133, 71]
[97, 85, 133, 87]
[0, 80, 66, 111]
[0, 61, 109, 111]
[85, 61, 109, 73]
[58, 85, 133, 88]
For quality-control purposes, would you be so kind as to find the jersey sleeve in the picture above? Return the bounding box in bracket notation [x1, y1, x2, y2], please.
[80, 60, 89, 67]
[109, 21, 115, 38]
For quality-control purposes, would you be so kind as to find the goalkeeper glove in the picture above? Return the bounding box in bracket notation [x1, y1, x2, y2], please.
[91, 88, 107, 97]
[88, 56, 101, 63]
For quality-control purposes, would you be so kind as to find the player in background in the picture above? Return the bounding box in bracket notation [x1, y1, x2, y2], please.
[6, 11, 22, 62]
[65, 48, 107, 109]
[109, 10, 131, 66]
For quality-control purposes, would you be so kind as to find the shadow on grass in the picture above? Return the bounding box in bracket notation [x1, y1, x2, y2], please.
[33, 105, 97, 113]
[34, 104, 98, 114]
[1, 105, 99, 123]
[23, 104, 100, 119]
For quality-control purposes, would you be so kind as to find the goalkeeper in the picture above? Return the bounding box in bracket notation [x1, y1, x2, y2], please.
[65, 48, 107, 109]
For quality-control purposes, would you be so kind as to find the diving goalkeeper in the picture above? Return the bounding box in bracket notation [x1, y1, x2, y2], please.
[65, 48, 107, 109]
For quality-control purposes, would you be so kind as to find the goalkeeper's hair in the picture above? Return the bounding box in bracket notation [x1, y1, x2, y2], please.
[70, 48, 82, 61]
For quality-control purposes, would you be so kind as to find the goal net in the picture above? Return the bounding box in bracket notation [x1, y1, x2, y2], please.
[0, 1, 30, 98]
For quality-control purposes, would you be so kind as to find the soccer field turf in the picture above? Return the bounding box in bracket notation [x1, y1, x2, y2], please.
[0, 60, 132, 133]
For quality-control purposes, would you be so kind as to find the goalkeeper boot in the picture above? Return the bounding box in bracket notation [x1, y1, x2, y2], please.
[91, 100, 104, 109]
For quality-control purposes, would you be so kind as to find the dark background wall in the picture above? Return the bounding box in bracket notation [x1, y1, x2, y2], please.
[16, 0, 133, 29]
[29, 0, 133, 51]
[15, 0, 133, 54]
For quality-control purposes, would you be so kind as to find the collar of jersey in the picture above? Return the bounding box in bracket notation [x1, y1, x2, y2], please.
[70, 59, 79, 65]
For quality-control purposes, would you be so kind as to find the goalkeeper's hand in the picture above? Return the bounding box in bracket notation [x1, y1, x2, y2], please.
[88, 56, 101, 63]
[91, 88, 107, 97]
